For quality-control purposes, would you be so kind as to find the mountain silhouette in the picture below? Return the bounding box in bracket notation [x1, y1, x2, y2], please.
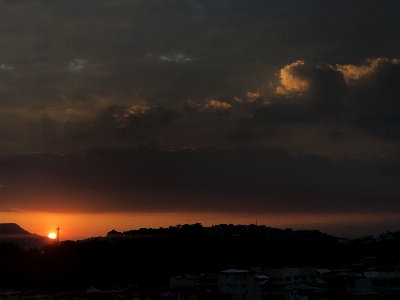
[0, 223, 51, 248]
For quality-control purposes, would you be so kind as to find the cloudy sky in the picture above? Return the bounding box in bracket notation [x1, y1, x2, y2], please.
[1, 0, 400, 239]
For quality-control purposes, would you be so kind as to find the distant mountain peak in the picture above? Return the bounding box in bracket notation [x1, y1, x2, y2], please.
[0, 223, 30, 235]
[0, 223, 51, 248]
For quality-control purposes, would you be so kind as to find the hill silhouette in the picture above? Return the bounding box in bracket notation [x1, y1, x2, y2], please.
[0, 223, 399, 291]
[0, 223, 30, 235]
[0, 223, 51, 248]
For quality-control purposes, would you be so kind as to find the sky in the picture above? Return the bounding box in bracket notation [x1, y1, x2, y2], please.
[1, 0, 400, 240]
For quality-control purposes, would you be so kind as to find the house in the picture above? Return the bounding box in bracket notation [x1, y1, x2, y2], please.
[217, 269, 270, 300]
[265, 267, 317, 284]
[170, 274, 217, 291]
[0, 290, 21, 300]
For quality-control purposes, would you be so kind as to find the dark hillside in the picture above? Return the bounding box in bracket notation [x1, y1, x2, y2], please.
[1, 224, 399, 292]
[0, 223, 30, 235]
[0, 223, 51, 248]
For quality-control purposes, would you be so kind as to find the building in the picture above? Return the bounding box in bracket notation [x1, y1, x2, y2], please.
[265, 267, 317, 284]
[170, 274, 217, 291]
[217, 269, 270, 300]
[0, 290, 21, 300]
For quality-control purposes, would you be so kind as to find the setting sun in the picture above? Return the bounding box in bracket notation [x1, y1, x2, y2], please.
[48, 233, 57, 239]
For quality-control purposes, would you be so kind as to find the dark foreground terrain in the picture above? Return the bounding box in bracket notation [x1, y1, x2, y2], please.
[0, 224, 399, 292]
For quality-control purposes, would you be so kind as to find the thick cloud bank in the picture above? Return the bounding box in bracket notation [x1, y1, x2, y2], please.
[1, 1, 400, 158]
[0, 1, 400, 223]
[1, 146, 399, 215]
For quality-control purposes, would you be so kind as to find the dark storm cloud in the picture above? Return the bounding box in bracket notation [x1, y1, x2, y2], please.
[246, 59, 400, 143]
[40, 114, 57, 139]
[251, 61, 347, 123]
[46, 104, 186, 154]
[228, 130, 259, 144]
[343, 59, 400, 140]
[0, 147, 399, 214]
[1, 0, 400, 158]
[184, 101, 201, 114]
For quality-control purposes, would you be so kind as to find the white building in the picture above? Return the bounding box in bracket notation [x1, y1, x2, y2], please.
[217, 269, 269, 300]
[364, 266, 400, 279]
[265, 267, 317, 284]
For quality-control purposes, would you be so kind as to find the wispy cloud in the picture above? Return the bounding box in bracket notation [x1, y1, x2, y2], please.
[0, 64, 14, 71]
[246, 92, 260, 102]
[159, 53, 195, 63]
[123, 105, 150, 117]
[204, 99, 233, 115]
[205, 99, 232, 109]
[68, 59, 87, 73]
[335, 58, 399, 83]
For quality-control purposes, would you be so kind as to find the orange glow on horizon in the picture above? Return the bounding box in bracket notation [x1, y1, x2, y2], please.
[0, 211, 399, 241]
